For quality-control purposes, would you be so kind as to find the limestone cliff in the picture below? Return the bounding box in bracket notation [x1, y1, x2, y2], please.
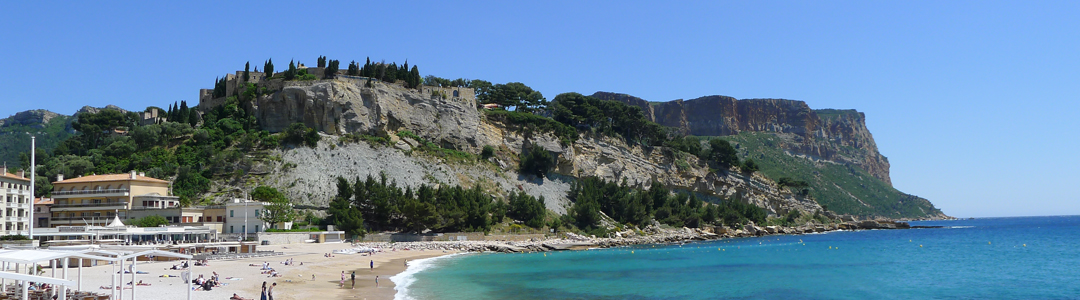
[591, 92, 891, 185]
[205, 78, 824, 217]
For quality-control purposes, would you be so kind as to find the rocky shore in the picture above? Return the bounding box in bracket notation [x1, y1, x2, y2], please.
[356, 219, 925, 254]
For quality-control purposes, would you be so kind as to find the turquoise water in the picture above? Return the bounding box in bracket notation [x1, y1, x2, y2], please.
[392, 216, 1080, 299]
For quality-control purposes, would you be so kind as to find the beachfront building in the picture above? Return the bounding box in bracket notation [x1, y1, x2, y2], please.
[0, 166, 32, 235]
[50, 171, 179, 227]
[224, 198, 270, 238]
[34, 197, 53, 228]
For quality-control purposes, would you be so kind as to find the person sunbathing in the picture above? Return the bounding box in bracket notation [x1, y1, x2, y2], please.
[230, 293, 253, 300]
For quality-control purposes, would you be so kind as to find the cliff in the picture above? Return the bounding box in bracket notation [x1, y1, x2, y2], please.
[591, 92, 891, 185]
[193, 77, 942, 219]
[202, 78, 825, 217]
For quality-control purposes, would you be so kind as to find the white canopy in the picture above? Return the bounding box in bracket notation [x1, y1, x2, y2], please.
[0, 270, 75, 286]
[107, 215, 126, 227]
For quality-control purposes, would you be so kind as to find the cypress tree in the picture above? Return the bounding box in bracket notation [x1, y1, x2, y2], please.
[243, 61, 250, 82]
[179, 101, 189, 125]
[285, 60, 296, 80]
[317, 56, 326, 68]
[409, 65, 420, 89]
[264, 59, 274, 78]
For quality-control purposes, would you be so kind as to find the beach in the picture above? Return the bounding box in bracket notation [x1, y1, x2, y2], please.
[53, 243, 454, 300]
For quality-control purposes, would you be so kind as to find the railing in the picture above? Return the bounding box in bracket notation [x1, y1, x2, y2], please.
[52, 189, 130, 196]
[51, 201, 128, 208]
[50, 216, 114, 221]
[4, 217, 26, 222]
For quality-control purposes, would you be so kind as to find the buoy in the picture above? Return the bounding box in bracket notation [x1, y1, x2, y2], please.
[988, 241, 991, 245]
[919, 245, 923, 247]
[631, 251, 634, 254]
[829, 246, 832, 249]
[1023, 244, 1026, 247]
[722, 249, 725, 251]
[909, 240, 912, 242]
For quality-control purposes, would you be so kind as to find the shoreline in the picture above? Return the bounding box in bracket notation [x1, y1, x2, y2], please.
[39, 220, 929, 300]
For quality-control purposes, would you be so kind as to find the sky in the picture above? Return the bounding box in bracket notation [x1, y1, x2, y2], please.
[1, 1, 1077, 217]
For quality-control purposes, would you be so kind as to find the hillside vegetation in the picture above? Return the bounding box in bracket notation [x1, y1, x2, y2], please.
[716, 132, 941, 218]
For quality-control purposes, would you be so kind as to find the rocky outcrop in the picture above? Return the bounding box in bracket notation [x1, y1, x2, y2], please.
[592, 92, 891, 185]
[76, 105, 128, 115]
[0, 110, 61, 128]
[248, 79, 483, 152]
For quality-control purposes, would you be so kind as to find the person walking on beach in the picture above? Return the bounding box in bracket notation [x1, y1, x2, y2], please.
[375, 276, 379, 288]
[351, 271, 356, 289]
[268, 282, 275, 300]
[340, 271, 345, 287]
[370, 260, 374, 270]
[260, 281, 267, 300]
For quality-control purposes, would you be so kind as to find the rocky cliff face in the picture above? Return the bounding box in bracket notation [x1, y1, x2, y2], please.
[0, 110, 61, 128]
[247, 80, 484, 152]
[219, 79, 821, 216]
[591, 92, 891, 185]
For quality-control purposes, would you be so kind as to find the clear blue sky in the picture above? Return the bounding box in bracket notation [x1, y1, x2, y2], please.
[2, 1, 1077, 217]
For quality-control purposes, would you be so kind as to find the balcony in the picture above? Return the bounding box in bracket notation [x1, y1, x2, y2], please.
[4, 216, 26, 222]
[50, 216, 115, 221]
[50, 201, 128, 211]
[52, 189, 130, 198]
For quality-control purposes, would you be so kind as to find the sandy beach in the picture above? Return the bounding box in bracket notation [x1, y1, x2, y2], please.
[50, 243, 454, 300]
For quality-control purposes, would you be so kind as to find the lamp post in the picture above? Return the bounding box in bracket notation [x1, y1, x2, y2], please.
[28, 134, 35, 240]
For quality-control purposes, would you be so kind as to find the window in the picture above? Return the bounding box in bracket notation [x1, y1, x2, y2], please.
[230, 210, 234, 217]
[255, 225, 260, 232]
[255, 210, 259, 217]
[230, 226, 234, 233]
[217, 216, 223, 222]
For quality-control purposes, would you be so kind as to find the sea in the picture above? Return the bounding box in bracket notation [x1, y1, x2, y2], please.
[391, 216, 1080, 299]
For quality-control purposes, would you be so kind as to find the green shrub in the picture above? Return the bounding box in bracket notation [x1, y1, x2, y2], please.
[481, 145, 495, 159]
[519, 145, 555, 178]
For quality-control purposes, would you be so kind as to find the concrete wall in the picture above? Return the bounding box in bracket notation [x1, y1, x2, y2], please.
[257, 232, 316, 245]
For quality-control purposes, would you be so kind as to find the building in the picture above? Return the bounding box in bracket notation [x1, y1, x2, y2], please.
[33, 198, 52, 228]
[0, 167, 32, 235]
[50, 171, 179, 227]
[223, 198, 269, 235]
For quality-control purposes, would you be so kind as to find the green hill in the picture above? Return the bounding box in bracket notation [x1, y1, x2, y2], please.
[715, 131, 941, 218]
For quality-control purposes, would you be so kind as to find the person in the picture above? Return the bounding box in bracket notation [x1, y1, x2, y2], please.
[340, 271, 345, 287]
[375, 276, 379, 288]
[351, 271, 356, 289]
[268, 282, 276, 300]
[370, 260, 373, 270]
[260, 281, 267, 300]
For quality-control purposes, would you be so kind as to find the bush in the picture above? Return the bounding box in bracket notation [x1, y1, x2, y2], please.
[481, 145, 495, 159]
[740, 158, 759, 174]
[519, 145, 555, 178]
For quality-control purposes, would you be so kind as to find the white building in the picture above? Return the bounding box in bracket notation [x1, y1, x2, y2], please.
[0, 167, 32, 236]
[224, 198, 268, 235]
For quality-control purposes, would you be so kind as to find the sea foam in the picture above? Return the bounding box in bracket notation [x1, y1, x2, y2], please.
[391, 253, 470, 300]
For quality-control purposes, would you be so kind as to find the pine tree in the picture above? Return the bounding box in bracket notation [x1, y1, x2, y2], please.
[243, 61, 250, 82]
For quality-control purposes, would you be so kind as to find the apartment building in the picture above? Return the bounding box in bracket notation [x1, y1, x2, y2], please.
[0, 167, 32, 235]
[50, 171, 179, 227]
